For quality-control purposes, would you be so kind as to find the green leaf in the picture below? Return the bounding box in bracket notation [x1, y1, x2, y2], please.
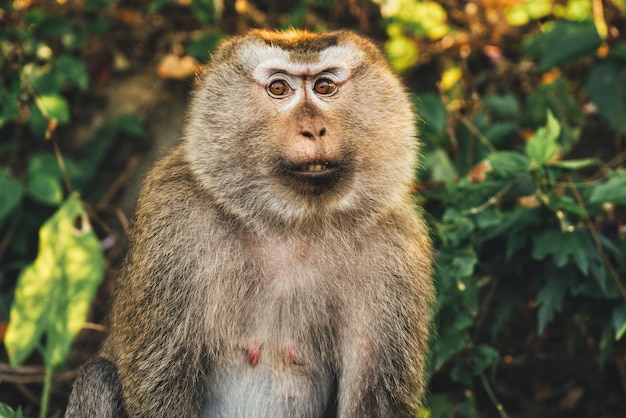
[415, 93, 447, 135]
[36, 15, 74, 37]
[0, 170, 23, 223]
[483, 93, 520, 118]
[56, 55, 89, 91]
[471, 344, 500, 375]
[440, 209, 475, 246]
[450, 346, 499, 394]
[185, 32, 224, 62]
[448, 249, 478, 279]
[532, 228, 590, 274]
[27, 152, 63, 179]
[26, 174, 64, 205]
[27, 94, 71, 138]
[589, 173, 626, 204]
[148, 0, 169, 13]
[459, 276, 479, 316]
[486, 151, 531, 175]
[113, 113, 145, 137]
[426, 394, 456, 418]
[523, 77, 584, 151]
[23, 63, 62, 95]
[612, 42, 626, 60]
[613, 302, 626, 341]
[39, 94, 70, 124]
[432, 309, 473, 371]
[0, 80, 21, 129]
[587, 59, 626, 134]
[525, 110, 560, 164]
[474, 207, 502, 229]
[4, 195, 104, 367]
[191, 0, 218, 24]
[484, 122, 519, 147]
[0, 403, 26, 418]
[424, 148, 457, 182]
[536, 269, 571, 334]
[524, 20, 602, 71]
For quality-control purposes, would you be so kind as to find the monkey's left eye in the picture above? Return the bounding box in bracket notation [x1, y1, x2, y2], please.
[268, 79, 290, 97]
[313, 78, 337, 95]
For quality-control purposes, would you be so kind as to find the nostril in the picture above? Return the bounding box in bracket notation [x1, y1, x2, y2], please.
[301, 130, 314, 139]
[320, 128, 326, 137]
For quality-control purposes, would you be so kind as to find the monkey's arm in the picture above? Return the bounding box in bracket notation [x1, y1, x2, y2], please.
[65, 357, 126, 417]
[100, 150, 213, 417]
[338, 218, 434, 417]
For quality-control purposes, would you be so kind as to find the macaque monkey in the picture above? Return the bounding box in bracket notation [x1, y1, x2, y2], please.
[66, 29, 434, 417]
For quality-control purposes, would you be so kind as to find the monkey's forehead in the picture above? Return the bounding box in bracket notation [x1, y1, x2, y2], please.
[234, 30, 369, 77]
[251, 29, 342, 53]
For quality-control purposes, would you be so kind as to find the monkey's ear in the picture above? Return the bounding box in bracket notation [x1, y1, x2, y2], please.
[66, 357, 126, 418]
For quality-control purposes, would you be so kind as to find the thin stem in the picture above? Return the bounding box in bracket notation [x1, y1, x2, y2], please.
[39, 365, 53, 418]
[480, 373, 508, 418]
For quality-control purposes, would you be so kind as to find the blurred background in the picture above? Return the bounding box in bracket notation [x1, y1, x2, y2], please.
[1, 0, 626, 417]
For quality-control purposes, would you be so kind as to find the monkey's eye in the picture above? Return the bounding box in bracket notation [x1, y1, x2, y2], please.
[313, 78, 337, 96]
[267, 79, 290, 97]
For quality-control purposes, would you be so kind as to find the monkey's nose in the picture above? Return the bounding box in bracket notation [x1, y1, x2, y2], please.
[299, 118, 327, 141]
[300, 128, 327, 141]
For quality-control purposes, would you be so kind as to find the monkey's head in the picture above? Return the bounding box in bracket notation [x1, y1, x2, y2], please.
[184, 30, 418, 233]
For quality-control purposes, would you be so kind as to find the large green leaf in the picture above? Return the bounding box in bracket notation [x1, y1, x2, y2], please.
[586, 60, 626, 134]
[4, 195, 104, 367]
[524, 20, 602, 71]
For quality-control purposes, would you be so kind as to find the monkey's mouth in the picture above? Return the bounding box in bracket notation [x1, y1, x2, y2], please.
[288, 162, 340, 178]
[278, 160, 343, 194]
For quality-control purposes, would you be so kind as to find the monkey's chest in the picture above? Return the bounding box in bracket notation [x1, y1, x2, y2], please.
[203, 273, 338, 417]
[203, 325, 336, 417]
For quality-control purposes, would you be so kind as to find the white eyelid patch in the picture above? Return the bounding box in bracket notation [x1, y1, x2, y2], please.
[252, 44, 361, 85]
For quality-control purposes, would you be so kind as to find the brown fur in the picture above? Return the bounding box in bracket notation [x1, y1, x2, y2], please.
[66, 29, 434, 418]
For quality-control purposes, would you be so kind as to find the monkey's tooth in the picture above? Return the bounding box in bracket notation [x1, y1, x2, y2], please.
[307, 164, 324, 172]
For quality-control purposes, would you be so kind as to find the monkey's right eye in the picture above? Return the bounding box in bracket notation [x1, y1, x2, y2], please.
[267, 80, 290, 97]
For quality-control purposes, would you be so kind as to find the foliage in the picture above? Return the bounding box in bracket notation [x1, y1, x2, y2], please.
[1, 2, 144, 417]
[387, 0, 626, 415]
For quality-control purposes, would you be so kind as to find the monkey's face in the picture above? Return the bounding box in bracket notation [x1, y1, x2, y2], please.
[184, 30, 418, 231]
[249, 40, 358, 197]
